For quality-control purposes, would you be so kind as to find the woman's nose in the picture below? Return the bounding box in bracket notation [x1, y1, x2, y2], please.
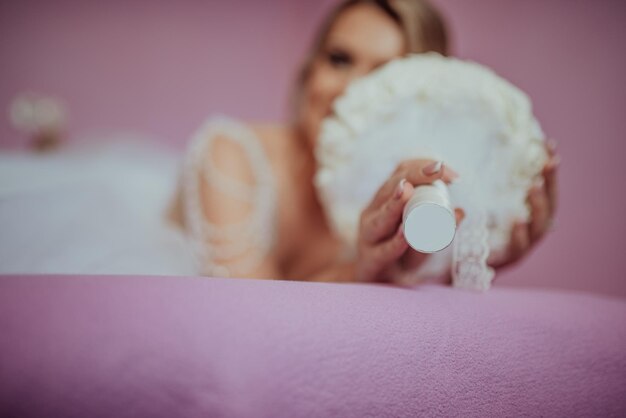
[330, 66, 372, 105]
[348, 66, 370, 83]
[338, 67, 369, 94]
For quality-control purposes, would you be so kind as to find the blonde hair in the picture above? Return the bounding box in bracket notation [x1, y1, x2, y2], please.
[290, 0, 449, 123]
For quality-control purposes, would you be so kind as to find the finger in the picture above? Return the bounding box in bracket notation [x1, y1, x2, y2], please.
[404, 160, 459, 187]
[369, 159, 458, 210]
[371, 225, 409, 267]
[528, 183, 551, 243]
[361, 179, 414, 244]
[364, 168, 464, 244]
[367, 172, 406, 211]
[543, 155, 560, 216]
[442, 163, 460, 182]
[508, 221, 530, 264]
[454, 207, 465, 225]
[398, 248, 428, 271]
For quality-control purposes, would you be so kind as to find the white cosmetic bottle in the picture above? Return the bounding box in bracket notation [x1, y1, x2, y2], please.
[402, 179, 456, 253]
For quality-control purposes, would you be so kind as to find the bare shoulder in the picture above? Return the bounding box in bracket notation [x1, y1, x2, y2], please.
[166, 119, 296, 227]
[247, 121, 295, 160]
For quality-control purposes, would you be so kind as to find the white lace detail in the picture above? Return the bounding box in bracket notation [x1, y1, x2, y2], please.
[181, 115, 276, 277]
[452, 208, 495, 291]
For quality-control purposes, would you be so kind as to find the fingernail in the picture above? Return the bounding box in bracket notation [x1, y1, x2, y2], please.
[547, 139, 558, 151]
[533, 177, 545, 189]
[422, 160, 443, 176]
[394, 178, 406, 199]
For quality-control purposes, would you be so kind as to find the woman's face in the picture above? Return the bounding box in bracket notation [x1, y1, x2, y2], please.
[299, 3, 406, 150]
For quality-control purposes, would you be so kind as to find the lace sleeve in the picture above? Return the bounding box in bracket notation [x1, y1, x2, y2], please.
[180, 115, 278, 278]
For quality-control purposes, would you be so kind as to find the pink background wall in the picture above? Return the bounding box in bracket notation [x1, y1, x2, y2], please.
[1, 0, 625, 297]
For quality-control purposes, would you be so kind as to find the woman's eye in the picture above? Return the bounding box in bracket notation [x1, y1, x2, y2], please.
[327, 51, 352, 68]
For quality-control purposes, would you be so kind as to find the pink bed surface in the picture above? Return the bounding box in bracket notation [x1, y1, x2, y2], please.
[1, 274, 625, 417]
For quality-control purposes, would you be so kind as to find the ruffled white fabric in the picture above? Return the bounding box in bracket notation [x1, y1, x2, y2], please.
[181, 115, 277, 278]
[314, 53, 548, 291]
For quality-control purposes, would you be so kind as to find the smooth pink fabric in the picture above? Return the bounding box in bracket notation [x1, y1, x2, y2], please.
[1, 274, 624, 417]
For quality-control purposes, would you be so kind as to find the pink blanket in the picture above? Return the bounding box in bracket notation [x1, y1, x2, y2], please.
[1, 275, 624, 417]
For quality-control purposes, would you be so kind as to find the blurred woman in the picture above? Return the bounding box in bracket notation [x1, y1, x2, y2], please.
[168, 0, 559, 283]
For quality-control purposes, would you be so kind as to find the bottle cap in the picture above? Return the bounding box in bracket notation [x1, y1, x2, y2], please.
[402, 180, 456, 253]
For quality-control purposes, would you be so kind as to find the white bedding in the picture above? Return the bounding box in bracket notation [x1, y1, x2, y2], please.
[0, 137, 197, 275]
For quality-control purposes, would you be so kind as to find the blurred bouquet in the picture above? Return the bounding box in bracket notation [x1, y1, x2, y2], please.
[315, 53, 548, 291]
[9, 93, 67, 151]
